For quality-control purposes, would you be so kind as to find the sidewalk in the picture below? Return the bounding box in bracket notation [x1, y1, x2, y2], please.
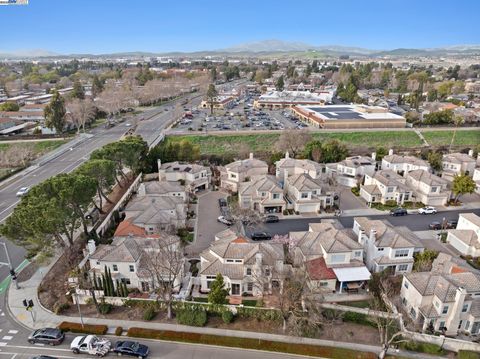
[7, 263, 443, 359]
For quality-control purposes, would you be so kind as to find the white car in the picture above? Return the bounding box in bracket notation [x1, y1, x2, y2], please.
[125, 123, 132, 127]
[418, 206, 437, 215]
[70, 335, 111, 357]
[217, 216, 233, 226]
[16, 187, 30, 197]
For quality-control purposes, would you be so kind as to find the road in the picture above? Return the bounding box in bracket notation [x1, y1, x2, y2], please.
[0, 91, 206, 288]
[250, 208, 480, 236]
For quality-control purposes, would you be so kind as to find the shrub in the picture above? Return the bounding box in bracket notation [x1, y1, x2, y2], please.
[143, 306, 157, 321]
[351, 186, 360, 196]
[58, 322, 108, 335]
[282, 209, 288, 215]
[222, 310, 234, 324]
[241, 299, 257, 307]
[115, 326, 123, 336]
[53, 302, 70, 314]
[176, 307, 207, 327]
[400, 341, 446, 355]
[458, 350, 480, 359]
[342, 312, 376, 328]
[98, 302, 112, 314]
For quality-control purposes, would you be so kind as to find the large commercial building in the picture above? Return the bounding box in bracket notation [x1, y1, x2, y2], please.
[292, 104, 406, 129]
[253, 90, 333, 109]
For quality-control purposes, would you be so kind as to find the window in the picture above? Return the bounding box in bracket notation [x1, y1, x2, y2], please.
[439, 321, 445, 330]
[377, 248, 384, 252]
[402, 297, 407, 306]
[395, 249, 409, 258]
[230, 173, 237, 179]
[96, 261, 100, 265]
[397, 264, 408, 272]
[121, 278, 131, 285]
[129, 265, 134, 272]
[354, 251, 362, 257]
[442, 306, 449, 314]
[466, 321, 470, 330]
[273, 193, 280, 199]
[246, 268, 252, 276]
[247, 282, 253, 291]
[410, 308, 416, 319]
[319, 281, 329, 287]
[462, 303, 469, 313]
[403, 281, 409, 289]
[458, 320, 463, 330]
[312, 190, 317, 195]
[301, 192, 308, 199]
[112, 264, 118, 272]
[331, 254, 346, 263]
[387, 187, 394, 193]
[265, 268, 270, 276]
[261, 192, 266, 197]
[226, 259, 234, 263]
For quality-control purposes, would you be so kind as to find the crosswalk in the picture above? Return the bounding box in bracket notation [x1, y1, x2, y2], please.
[0, 328, 19, 346]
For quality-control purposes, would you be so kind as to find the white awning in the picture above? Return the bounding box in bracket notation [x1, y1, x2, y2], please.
[333, 266, 371, 282]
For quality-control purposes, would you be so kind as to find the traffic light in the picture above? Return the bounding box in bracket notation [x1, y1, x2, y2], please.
[28, 299, 34, 308]
[9, 269, 15, 277]
[22, 299, 28, 308]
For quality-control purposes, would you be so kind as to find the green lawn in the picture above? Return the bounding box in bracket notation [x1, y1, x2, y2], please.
[340, 300, 371, 309]
[167, 131, 423, 156]
[421, 129, 480, 146]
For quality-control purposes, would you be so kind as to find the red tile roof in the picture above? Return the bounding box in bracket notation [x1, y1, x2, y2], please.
[232, 237, 249, 244]
[114, 219, 147, 237]
[306, 257, 336, 280]
[451, 266, 467, 274]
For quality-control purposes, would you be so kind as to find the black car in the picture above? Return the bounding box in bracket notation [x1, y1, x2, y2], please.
[264, 215, 279, 223]
[390, 208, 407, 216]
[28, 328, 64, 346]
[218, 198, 227, 208]
[429, 221, 441, 230]
[114, 341, 149, 359]
[446, 220, 458, 229]
[251, 232, 272, 241]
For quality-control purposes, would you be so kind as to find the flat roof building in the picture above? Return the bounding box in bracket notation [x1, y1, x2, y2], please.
[292, 104, 406, 129]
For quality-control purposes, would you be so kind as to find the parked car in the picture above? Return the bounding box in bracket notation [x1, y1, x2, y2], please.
[251, 232, 272, 241]
[446, 220, 458, 229]
[113, 341, 149, 359]
[418, 206, 437, 215]
[217, 216, 233, 226]
[71, 335, 111, 357]
[390, 208, 407, 216]
[264, 215, 279, 223]
[16, 186, 30, 197]
[28, 328, 65, 345]
[218, 198, 227, 208]
[429, 221, 442, 230]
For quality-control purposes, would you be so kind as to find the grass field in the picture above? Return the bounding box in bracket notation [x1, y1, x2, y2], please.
[421, 129, 480, 146]
[167, 131, 424, 156]
[0, 139, 68, 155]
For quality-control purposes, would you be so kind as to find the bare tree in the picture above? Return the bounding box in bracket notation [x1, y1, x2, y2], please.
[228, 201, 264, 235]
[141, 235, 185, 319]
[67, 98, 96, 133]
[276, 129, 312, 158]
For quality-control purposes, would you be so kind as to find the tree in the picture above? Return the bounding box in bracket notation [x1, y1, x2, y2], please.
[427, 151, 443, 172]
[452, 173, 476, 203]
[449, 115, 464, 153]
[145, 139, 200, 173]
[304, 139, 348, 163]
[208, 273, 229, 304]
[375, 147, 388, 162]
[76, 159, 116, 211]
[0, 101, 19, 111]
[427, 89, 438, 102]
[141, 234, 184, 319]
[413, 250, 439, 272]
[210, 67, 217, 82]
[91, 74, 104, 98]
[206, 84, 218, 115]
[67, 98, 96, 133]
[44, 90, 66, 133]
[276, 75, 284, 91]
[276, 129, 312, 158]
[228, 201, 263, 235]
[71, 80, 85, 100]
[423, 109, 454, 126]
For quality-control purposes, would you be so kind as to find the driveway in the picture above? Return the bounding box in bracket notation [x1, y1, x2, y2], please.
[185, 190, 230, 257]
[338, 186, 368, 211]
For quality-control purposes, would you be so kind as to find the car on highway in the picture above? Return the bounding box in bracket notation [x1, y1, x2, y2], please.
[16, 186, 30, 197]
[217, 216, 233, 226]
[218, 198, 228, 208]
[113, 341, 150, 359]
[251, 232, 272, 241]
[418, 206, 437, 215]
[428, 221, 442, 230]
[264, 215, 279, 223]
[389, 207, 407, 216]
[446, 220, 458, 229]
[28, 327, 65, 345]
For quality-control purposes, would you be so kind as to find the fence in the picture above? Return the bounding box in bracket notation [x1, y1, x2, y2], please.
[95, 172, 143, 236]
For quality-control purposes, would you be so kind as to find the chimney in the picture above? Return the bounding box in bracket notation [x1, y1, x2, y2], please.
[468, 149, 474, 157]
[87, 239, 96, 255]
[388, 149, 394, 156]
[157, 159, 162, 181]
[371, 152, 377, 161]
[249, 152, 254, 160]
[285, 151, 290, 159]
[369, 229, 377, 243]
[255, 252, 263, 266]
[283, 168, 289, 182]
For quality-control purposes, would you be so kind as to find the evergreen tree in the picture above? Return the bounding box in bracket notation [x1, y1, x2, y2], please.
[91, 74, 104, 97]
[44, 90, 66, 134]
[208, 273, 229, 304]
[72, 80, 85, 99]
[275, 75, 284, 91]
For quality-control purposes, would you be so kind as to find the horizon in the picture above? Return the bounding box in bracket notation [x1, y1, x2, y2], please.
[1, 0, 479, 54]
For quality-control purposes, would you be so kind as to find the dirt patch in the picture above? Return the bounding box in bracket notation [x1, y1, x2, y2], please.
[16, 262, 39, 283]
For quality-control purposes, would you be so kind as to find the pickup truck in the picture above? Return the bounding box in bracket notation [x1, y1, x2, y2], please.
[71, 335, 111, 357]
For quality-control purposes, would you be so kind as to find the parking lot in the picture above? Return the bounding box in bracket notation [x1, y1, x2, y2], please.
[170, 94, 310, 133]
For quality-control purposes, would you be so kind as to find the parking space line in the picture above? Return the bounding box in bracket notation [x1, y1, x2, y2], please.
[6, 332, 16, 335]
[0, 344, 6, 347]
[0, 338, 11, 342]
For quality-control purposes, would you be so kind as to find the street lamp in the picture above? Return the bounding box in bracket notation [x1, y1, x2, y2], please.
[67, 288, 84, 328]
[0, 242, 19, 289]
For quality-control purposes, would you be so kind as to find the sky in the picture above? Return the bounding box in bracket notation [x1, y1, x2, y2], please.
[0, 0, 479, 54]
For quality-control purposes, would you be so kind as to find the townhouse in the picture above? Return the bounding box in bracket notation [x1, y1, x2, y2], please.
[442, 152, 477, 180]
[88, 224, 183, 293]
[238, 175, 285, 214]
[199, 235, 287, 296]
[333, 155, 377, 188]
[220, 153, 268, 192]
[275, 152, 327, 182]
[158, 161, 211, 192]
[353, 217, 424, 274]
[447, 213, 480, 257]
[290, 220, 371, 294]
[474, 168, 480, 195]
[382, 153, 430, 174]
[137, 181, 187, 201]
[284, 173, 334, 213]
[405, 169, 451, 206]
[401, 253, 480, 336]
[361, 170, 413, 205]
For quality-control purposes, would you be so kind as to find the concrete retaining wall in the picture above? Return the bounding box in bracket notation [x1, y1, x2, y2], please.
[403, 330, 480, 353]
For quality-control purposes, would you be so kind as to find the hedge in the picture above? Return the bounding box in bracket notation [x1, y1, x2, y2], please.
[58, 322, 108, 335]
[115, 327, 123, 336]
[342, 312, 376, 328]
[126, 327, 377, 359]
[176, 307, 207, 327]
[399, 341, 446, 355]
[458, 350, 480, 359]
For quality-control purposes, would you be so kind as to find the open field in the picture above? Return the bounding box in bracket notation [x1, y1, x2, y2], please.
[0, 139, 68, 154]
[421, 129, 480, 146]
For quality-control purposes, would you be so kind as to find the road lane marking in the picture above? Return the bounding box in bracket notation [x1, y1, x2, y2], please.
[10, 354, 16, 359]
[0, 345, 71, 352]
[0, 338, 11, 341]
[0, 344, 6, 347]
[6, 332, 16, 335]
